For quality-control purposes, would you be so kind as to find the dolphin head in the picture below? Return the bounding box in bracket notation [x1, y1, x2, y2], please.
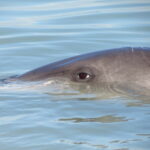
[5, 49, 112, 94]
[5, 47, 150, 96]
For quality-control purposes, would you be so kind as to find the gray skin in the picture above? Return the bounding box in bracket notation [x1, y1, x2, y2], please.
[5, 47, 150, 95]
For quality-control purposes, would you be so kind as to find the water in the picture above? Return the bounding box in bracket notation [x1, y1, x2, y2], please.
[0, 0, 150, 150]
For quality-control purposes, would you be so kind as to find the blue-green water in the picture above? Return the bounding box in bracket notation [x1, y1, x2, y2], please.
[0, 0, 150, 150]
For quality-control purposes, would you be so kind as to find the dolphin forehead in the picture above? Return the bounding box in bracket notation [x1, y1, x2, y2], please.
[49, 47, 133, 69]
[54, 51, 100, 68]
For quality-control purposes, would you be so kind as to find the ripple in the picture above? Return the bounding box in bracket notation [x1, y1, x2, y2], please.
[0, 115, 26, 125]
[59, 115, 131, 123]
[58, 139, 108, 149]
[0, 1, 150, 150]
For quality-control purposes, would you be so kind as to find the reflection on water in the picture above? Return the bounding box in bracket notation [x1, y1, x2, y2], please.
[59, 115, 130, 123]
[0, 0, 150, 150]
[58, 139, 108, 149]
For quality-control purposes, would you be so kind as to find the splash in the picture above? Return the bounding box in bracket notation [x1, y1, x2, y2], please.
[0, 78, 79, 95]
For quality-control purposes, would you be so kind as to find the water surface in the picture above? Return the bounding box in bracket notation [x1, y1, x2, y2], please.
[0, 0, 150, 150]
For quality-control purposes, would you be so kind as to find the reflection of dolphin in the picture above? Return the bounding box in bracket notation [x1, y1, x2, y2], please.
[5, 47, 150, 95]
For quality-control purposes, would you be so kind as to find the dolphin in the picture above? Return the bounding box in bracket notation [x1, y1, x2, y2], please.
[3, 47, 150, 96]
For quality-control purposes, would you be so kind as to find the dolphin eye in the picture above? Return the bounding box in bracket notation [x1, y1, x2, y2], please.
[77, 72, 90, 80]
[72, 67, 95, 82]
